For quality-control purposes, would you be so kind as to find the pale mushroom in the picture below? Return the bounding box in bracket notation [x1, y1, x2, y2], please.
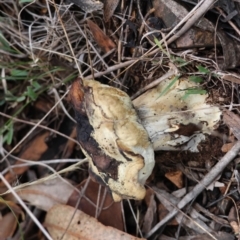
[133, 77, 222, 152]
[70, 79, 155, 201]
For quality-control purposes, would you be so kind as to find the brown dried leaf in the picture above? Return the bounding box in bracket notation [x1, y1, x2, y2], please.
[142, 189, 157, 233]
[0, 199, 23, 215]
[87, 19, 116, 53]
[0, 132, 49, 187]
[103, 0, 120, 22]
[165, 170, 183, 189]
[223, 110, 240, 140]
[16, 177, 75, 211]
[158, 203, 178, 226]
[44, 204, 145, 240]
[34, 99, 52, 113]
[221, 142, 235, 152]
[67, 178, 124, 230]
[0, 212, 19, 240]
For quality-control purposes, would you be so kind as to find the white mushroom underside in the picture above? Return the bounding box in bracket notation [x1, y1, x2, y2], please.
[133, 77, 222, 152]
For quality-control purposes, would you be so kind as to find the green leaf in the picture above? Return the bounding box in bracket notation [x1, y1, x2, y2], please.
[6, 122, 13, 145]
[188, 76, 204, 83]
[182, 88, 207, 100]
[197, 65, 210, 74]
[154, 37, 170, 58]
[16, 95, 26, 102]
[0, 99, 5, 106]
[10, 69, 28, 77]
[5, 91, 17, 102]
[158, 76, 180, 98]
[0, 33, 17, 54]
[174, 57, 188, 67]
[32, 81, 41, 91]
[154, 37, 162, 49]
[26, 86, 38, 101]
[19, 0, 34, 3]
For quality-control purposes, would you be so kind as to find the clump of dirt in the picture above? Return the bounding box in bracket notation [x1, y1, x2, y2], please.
[155, 135, 224, 174]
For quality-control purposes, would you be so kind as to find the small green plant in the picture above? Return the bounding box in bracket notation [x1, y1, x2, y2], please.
[0, 32, 21, 55]
[182, 88, 207, 100]
[196, 65, 210, 74]
[188, 75, 204, 83]
[154, 38, 188, 67]
[154, 37, 212, 101]
[19, 0, 35, 3]
[0, 59, 77, 145]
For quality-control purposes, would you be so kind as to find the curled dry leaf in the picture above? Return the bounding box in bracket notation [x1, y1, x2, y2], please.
[142, 189, 157, 233]
[0, 131, 49, 187]
[15, 177, 75, 211]
[165, 170, 183, 189]
[70, 79, 155, 201]
[133, 77, 222, 152]
[67, 178, 124, 230]
[0, 212, 19, 240]
[44, 204, 145, 240]
[221, 142, 235, 152]
[87, 19, 116, 53]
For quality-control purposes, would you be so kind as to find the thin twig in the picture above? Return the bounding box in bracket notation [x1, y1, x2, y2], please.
[85, 59, 136, 80]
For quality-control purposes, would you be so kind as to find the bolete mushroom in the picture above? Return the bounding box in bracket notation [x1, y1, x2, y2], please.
[70, 77, 221, 201]
[70, 79, 155, 202]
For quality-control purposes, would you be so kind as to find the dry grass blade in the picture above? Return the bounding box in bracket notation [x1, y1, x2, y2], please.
[44, 204, 144, 240]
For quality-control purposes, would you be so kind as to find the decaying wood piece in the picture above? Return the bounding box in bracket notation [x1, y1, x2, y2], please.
[70, 79, 155, 201]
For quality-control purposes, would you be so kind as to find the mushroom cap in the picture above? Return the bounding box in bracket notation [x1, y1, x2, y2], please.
[70, 79, 155, 201]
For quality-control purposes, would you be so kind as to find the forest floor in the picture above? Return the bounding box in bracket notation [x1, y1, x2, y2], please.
[1, 0, 240, 239]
